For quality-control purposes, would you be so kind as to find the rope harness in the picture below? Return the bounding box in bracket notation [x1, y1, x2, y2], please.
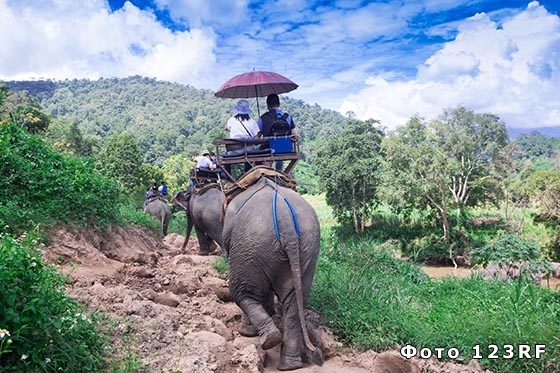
[272, 189, 301, 241]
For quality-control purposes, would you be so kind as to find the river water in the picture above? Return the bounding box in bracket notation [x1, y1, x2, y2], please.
[421, 265, 560, 291]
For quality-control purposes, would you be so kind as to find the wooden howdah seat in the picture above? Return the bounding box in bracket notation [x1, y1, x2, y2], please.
[190, 167, 221, 185]
[215, 136, 300, 181]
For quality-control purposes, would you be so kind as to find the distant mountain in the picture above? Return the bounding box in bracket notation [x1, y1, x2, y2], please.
[507, 126, 560, 139]
[4, 77, 348, 163]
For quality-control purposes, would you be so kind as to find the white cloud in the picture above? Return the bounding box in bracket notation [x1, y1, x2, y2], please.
[340, 1, 560, 129]
[154, 0, 248, 28]
[0, 0, 218, 88]
[301, 2, 409, 44]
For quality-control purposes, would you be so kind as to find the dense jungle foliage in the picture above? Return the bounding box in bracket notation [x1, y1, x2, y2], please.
[5, 77, 348, 164]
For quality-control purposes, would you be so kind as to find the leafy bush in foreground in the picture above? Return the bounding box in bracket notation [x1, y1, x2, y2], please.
[311, 228, 560, 372]
[0, 122, 119, 233]
[0, 233, 106, 371]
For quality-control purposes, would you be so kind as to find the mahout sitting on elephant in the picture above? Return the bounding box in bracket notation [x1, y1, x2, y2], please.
[171, 185, 224, 255]
[223, 176, 323, 370]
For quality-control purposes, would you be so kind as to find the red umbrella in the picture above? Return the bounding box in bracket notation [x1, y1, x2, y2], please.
[215, 70, 298, 115]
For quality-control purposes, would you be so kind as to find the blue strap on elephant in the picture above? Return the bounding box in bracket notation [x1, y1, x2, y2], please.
[283, 196, 301, 237]
[272, 190, 301, 241]
[273, 190, 281, 241]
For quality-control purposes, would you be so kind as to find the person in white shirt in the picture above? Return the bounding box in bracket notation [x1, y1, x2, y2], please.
[196, 150, 216, 172]
[225, 99, 259, 139]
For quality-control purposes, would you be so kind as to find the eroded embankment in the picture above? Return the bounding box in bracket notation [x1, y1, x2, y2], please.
[43, 226, 489, 372]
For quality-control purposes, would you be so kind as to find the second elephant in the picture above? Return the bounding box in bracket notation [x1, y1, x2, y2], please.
[172, 186, 224, 255]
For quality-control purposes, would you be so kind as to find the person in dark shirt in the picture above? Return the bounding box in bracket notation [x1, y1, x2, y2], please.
[257, 94, 297, 171]
[257, 94, 296, 137]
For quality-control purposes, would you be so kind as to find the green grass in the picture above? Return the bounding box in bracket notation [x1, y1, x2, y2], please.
[310, 227, 560, 372]
[213, 257, 229, 279]
[303, 193, 336, 227]
[117, 203, 161, 234]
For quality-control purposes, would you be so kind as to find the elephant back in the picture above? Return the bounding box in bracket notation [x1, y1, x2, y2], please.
[224, 165, 297, 205]
[144, 197, 171, 217]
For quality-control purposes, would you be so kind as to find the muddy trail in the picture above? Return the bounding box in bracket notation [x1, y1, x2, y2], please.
[43, 226, 488, 373]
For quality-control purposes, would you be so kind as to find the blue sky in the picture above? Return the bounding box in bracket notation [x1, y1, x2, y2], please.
[1, 0, 559, 128]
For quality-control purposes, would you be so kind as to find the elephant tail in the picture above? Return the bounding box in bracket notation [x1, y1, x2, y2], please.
[284, 234, 323, 365]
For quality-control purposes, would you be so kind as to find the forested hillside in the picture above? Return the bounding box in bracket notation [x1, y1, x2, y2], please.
[5, 77, 348, 164]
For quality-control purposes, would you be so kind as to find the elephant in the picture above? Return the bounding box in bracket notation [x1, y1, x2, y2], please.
[171, 186, 224, 255]
[223, 178, 322, 370]
[143, 197, 171, 236]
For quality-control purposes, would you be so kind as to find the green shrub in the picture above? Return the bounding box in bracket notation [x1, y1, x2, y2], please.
[406, 234, 450, 263]
[471, 232, 540, 266]
[542, 229, 560, 262]
[0, 122, 120, 234]
[0, 233, 106, 371]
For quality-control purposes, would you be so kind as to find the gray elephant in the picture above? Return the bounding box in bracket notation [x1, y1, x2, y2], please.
[223, 178, 322, 370]
[143, 197, 171, 236]
[172, 186, 224, 255]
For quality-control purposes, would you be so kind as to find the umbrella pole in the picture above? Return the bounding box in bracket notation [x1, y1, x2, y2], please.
[255, 85, 260, 117]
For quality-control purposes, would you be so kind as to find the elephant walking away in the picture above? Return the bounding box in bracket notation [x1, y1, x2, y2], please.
[223, 178, 322, 370]
[143, 197, 171, 236]
[172, 185, 225, 255]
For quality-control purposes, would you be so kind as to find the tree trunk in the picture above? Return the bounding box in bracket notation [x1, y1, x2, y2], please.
[351, 185, 360, 234]
[440, 209, 450, 242]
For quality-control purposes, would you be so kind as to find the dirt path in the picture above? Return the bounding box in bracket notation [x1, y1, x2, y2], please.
[43, 226, 489, 372]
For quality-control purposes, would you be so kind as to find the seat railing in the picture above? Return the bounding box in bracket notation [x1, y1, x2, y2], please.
[215, 136, 300, 181]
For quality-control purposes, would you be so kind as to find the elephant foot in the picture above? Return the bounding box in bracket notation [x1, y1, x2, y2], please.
[260, 328, 282, 350]
[239, 322, 258, 337]
[198, 250, 209, 256]
[277, 354, 304, 371]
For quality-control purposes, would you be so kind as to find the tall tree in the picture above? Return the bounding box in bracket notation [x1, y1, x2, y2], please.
[161, 154, 194, 193]
[45, 119, 94, 156]
[316, 119, 384, 233]
[383, 107, 509, 241]
[95, 133, 144, 192]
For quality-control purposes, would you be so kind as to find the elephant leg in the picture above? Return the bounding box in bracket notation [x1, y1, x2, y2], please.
[207, 237, 218, 254]
[195, 228, 211, 255]
[162, 215, 169, 237]
[276, 290, 304, 370]
[273, 263, 317, 371]
[239, 289, 274, 337]
[239, 313, 258, 337]
[182, 214, 194, 249]
[263, 289, 275, 316]
[238, 297, 282, 350]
